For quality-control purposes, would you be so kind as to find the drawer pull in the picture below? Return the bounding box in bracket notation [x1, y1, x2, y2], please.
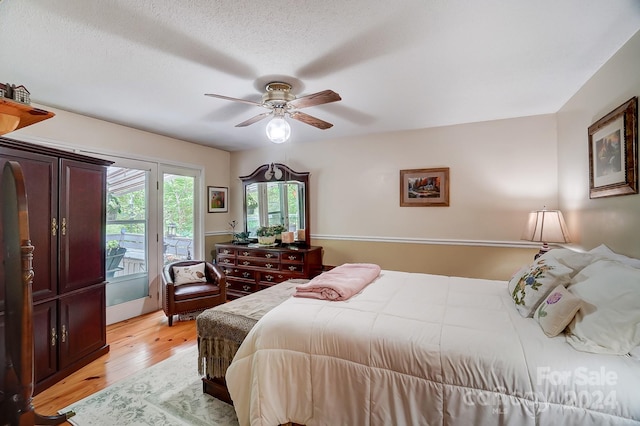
[242, 261, 250, 266]
[243, 251, 250, 256]
[51, 327, 57, 347]
[242, 285, 251, 292]
[265, 263, 273, 269]
[265, 253, 273, 258]
[288, 266, 297, 271]
[226, 282, 231, 288]
[223, 259, 231, 264]
[243, 272, 251, 278]
[61, 324, 67, 343]
[265, 275, 273, 281]
[288, 255, 297, 260]
[223, 249, 230, 254]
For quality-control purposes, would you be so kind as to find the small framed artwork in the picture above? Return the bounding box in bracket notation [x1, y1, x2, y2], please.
[588, 97, 638, 199]
[400, 167, 450, 207]
[207, 186, 228, 213]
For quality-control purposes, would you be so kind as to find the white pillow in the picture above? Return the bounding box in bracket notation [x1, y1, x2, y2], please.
[566, 259, 640, 355]
[588, 244, 640, 269]
[538, 248, 602, 277]
[507, 257, 573, 317]
[172, 263, 207, 285]
[534, 284, 582, 337]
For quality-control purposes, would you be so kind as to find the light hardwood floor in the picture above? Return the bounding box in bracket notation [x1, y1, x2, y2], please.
[32, 310, 198, 423]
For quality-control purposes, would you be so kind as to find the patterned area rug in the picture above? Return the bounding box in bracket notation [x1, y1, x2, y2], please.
[60, 345, 238, 425]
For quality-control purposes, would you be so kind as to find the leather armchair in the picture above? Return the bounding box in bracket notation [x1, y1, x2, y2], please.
[161, 260, 226, 326]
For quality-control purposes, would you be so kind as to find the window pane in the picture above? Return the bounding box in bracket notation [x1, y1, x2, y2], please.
[163, 173, 195, 264]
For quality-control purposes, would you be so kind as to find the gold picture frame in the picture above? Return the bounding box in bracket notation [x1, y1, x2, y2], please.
[588, 97, 638, 199]
[400, 167, 450, 207]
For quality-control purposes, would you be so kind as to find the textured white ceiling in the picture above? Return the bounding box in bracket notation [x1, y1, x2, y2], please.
[1, 1, 639, 152]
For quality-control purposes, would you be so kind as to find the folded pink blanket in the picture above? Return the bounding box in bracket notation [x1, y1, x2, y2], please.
[294, 263, 381, 301]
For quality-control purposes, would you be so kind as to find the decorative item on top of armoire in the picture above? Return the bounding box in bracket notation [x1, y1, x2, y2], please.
[0, 83, 55, 135]
[521, 207, 571, 259]
[588, 96, 638, 199]
[400, 167, 450, 207]
[0, 161, 74, 425]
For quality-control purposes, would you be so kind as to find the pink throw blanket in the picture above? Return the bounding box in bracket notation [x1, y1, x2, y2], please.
[294, 263, 381, 301]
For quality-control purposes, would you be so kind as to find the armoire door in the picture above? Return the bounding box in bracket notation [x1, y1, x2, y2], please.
[58, 159, 107, 293]
[33, 301, 57, 383]
[58, 285, 107, 369]
[0, 149, 58, 303]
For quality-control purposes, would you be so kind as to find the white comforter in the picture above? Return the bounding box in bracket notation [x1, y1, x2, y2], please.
[226, 270, 640, 425]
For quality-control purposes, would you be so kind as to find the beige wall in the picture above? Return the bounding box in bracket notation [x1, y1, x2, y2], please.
[557, 29, 640, 258]
[9, 105, 233, 248]
[231, 114, 558, 279]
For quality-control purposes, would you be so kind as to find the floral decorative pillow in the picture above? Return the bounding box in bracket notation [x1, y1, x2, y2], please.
[173, 263, 207, 285]
[507, 257, 573, 317]
[534, 285, 581, 337]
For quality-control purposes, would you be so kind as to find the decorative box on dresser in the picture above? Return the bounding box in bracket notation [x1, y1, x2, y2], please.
[215, 243, 323, 299]
[0, 136, 112, 395]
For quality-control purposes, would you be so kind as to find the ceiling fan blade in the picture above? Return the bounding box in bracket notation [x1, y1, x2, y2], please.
[288, 90, 341, 109]
[289, 111, 333, 129]
[205, 93, 263, 107]
[235, 112, 272, 127]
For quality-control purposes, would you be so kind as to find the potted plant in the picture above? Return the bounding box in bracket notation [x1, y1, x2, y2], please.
[246, 194, 258, 215]
[107, 192, 122, 221]
[106, 240, 127, 278]
[256, 224, 286, 245]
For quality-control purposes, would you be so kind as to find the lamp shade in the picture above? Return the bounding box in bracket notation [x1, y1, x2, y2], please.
[521, 209, 571, 244]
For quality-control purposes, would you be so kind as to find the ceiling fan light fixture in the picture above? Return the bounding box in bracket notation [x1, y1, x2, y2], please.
[265, 115, 291, 144]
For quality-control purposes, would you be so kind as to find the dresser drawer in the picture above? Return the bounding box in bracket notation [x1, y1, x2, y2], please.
[237, 258, 279, 270]
[217, 247, 236, 256]
[217, 256, 235, 266]
[281, 252, 305, 263]
[237, 249, 280, 260]
[259, 271, 301, 285]
[226, 278, 255, 295]
[222, 267, 255, 281]
[280, 263, 304, 274]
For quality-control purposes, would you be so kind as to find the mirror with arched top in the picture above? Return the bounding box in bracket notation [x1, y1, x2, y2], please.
[240, 163, 310, 245]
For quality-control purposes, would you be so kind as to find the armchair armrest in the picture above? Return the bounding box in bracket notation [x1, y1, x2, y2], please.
[205, 262, 227, 300]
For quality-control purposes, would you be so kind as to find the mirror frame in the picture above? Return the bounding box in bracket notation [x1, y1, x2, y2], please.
[240, 163, 310, 245]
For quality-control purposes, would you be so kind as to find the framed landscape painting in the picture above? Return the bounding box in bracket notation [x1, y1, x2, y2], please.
[588, 97, 638, 199]
[400, 167, 450, 207]
[208, 186, 228, 213]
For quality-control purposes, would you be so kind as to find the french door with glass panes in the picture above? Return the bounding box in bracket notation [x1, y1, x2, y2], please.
[104, 160, 201, 324]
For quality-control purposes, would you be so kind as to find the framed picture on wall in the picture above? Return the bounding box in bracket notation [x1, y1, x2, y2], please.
[207, 186, 228, 213]
[588, 97, 638, 199]
[400, 167, 450, 207]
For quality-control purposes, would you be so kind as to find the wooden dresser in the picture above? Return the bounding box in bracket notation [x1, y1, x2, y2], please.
[215, 243, 323, 299]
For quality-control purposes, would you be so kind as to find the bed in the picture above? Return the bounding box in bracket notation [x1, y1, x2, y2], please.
[225, 249, 640, 425]
[196, 279, 309, 402]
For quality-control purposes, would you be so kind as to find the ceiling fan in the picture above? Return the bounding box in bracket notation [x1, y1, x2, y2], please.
[205, 82, 341, 143]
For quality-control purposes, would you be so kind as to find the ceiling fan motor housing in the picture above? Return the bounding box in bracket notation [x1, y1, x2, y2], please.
[263, 82, 295, 107]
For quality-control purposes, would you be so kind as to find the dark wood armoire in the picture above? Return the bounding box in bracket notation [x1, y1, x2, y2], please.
[0, 137, 112, 398]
